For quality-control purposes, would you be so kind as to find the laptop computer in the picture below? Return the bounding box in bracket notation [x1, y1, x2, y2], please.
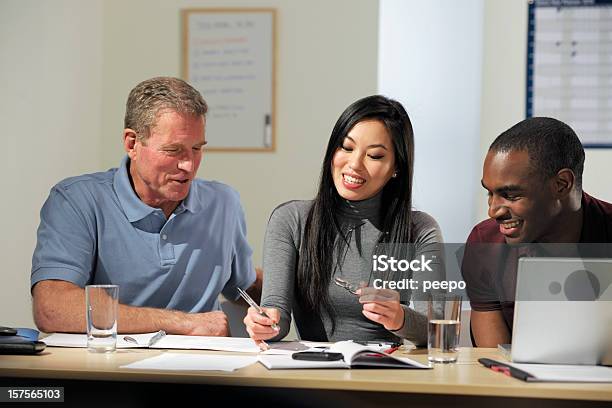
[511, 257, 612, 365]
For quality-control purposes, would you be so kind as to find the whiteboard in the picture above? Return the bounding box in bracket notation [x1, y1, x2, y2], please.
[526, 0, 612, 148]
[182, 9, 276, 151]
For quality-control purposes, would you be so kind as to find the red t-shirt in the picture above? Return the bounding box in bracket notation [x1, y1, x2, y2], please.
[462, 192, 612, 339]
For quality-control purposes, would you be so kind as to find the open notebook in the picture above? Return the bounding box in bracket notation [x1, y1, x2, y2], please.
[258, 340, 431, 369]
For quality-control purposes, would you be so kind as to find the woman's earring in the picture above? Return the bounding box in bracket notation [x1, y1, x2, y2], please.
[392, 171, 398, 178]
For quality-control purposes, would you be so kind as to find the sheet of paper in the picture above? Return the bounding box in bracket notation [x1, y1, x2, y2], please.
[261, 346, 325, 356]
[153, 335, 260, 352]
[121, 353, 257, 372]
[258, 341, 316, 355]
[509, 363, 612, 382]
[42, 333, 261, 352]
[391, 356, 431, 369]
[42, 333, 159, 348]
[41, 333, 87, 348]
[43, 333, 308, 354]
[120, 332, 161, 347]
[268, 341, 310, 352]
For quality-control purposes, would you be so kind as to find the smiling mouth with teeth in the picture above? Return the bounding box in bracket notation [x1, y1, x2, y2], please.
[343, 174, 365, 184]
[501, 220, 522, 229]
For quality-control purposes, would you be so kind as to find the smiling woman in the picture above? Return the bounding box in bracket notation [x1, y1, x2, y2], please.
[332, 120, 396, 201]
[243, 95, 445, 347]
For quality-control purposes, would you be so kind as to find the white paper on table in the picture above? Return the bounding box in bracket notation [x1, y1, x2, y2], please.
[43, 334, 328, 355]
[260, 341, 395, 355]
[42, 333, 90, 348]
[42, 333, 261, 352]
[154, 335, 260, 352]
[509, 363, 612, 382]
[262, 346, 325, 356]
[43, 332, 166, 348]
[259, 340, 313, 355]
[300, 341, 333, 349]
[121, 353, 258, 372]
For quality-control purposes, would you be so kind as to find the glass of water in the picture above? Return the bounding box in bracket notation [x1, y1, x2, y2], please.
[85, 284, 119, 353]
[427, 293, 461, 363]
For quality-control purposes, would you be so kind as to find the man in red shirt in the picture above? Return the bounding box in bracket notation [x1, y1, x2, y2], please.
[463, 117, 612, 347]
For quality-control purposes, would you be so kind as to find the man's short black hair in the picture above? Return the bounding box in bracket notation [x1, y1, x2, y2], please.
[489, 117, 585, 189]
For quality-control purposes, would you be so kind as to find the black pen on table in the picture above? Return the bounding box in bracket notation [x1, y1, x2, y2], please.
[237, 287, 279, 331]
[478, 358, 533, 381]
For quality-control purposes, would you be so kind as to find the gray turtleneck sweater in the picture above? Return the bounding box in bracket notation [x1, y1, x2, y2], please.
[261, 194, 444, 345]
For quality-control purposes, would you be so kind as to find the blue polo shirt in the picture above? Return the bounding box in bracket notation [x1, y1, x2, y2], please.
[31, 156, 255, 312]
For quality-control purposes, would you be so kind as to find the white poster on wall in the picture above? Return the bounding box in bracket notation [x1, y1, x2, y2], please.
[183, 9, 275, 151]
[527, 1, 612, 147]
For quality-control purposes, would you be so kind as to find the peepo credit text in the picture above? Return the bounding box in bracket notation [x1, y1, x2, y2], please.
[371, 255, 465, 292]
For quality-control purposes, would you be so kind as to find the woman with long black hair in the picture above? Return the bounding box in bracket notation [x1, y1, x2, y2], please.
[244, 95, 443, 346]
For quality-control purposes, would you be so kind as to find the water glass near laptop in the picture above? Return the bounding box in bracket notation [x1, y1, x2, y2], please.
[85, 284, 119, 353]
[427, 293, 462, 363]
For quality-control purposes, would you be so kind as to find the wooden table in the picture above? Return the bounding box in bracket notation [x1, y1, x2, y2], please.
[1, 346, 610, 407]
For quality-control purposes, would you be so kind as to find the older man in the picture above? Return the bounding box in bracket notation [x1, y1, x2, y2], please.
[31, 77, 259, 336]
[463, 117, 612, 347]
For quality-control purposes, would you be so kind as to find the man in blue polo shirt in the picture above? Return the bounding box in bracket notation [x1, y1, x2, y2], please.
[31, 77, 259, 336]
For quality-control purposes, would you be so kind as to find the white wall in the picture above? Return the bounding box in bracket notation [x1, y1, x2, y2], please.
[477, 0, 529, 220]
[0, 0, 103, 327]
[378, 0, 484, 242]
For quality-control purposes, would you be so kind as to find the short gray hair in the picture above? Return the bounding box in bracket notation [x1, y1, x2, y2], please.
[124, 77, 208, 142]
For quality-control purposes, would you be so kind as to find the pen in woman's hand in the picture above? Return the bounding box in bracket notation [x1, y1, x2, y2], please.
[237, 287, 279, 330]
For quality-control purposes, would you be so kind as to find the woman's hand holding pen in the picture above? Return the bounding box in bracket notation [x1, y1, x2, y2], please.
[358, 287, 405, 331]
[243, 306, 280, 349]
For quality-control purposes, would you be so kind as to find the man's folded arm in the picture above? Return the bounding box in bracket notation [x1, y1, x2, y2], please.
[32, 280, 229, 336]
[239, 267, 263, 304]
[470, 310, 510, 347]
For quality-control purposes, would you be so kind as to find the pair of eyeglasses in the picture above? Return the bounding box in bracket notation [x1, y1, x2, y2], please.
[334, 277, 361, 295]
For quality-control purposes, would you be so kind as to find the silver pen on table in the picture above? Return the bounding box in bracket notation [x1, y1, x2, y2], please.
[237, 287, 279, 330]
[147, 330, 166, 347]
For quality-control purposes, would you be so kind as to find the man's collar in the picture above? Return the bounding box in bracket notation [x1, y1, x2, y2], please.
[113, 156, 157, 222]
[579, 191, 606, 242]
[175, 186, 201, 214]
[113, 156, 201, 221]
